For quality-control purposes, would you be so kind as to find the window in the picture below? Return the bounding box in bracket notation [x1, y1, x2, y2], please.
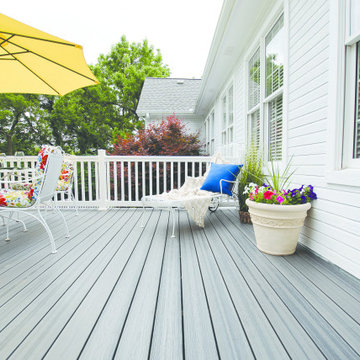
[265, 14, 284, 160]
[210, 111, 215, 154]
[247, 14, 284, 160]
[204, 111, 215, 155]
[354, 44, 360, 158]
[221, 85, 234, 148]
[343, 0, 360, 167]
[247, 48, 261, 149]
[221, 96, 227, 145]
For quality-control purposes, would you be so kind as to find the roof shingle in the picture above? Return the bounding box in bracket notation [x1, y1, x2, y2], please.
[136, 78, 201, 115]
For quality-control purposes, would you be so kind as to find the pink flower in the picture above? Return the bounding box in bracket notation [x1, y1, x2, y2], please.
[255, 188, 258, 195]
[277, 196, 284, 204]
[250, 193, 254, 200]
[264, 190, 274, 200]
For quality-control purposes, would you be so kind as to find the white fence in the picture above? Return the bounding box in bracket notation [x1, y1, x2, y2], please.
[1, 150, 213, 209]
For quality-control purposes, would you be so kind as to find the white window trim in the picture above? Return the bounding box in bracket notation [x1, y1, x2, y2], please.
[220, 83, 234, 147]
[204, 109, 215, 155]
[326, 0, 360, 187]
[244, 7, 287, 164]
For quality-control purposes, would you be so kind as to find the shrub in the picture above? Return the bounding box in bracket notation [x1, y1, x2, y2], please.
[111, 114, 202, 156]
[108, 115, 204, 200]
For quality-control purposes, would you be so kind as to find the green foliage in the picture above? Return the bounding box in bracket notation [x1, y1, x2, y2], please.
[94, 35, 170, 133]
[0, 94, 51, 154]
[238, 144, 265, 212]
[264, 153, 294, 193]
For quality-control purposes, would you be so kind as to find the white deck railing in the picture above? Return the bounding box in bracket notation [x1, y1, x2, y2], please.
[1, 150, 212, 209]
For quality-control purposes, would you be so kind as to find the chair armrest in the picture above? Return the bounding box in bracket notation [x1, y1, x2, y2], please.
[219, 179, 237, 196]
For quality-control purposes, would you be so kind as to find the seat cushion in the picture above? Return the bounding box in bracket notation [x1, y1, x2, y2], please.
[200, 163, 242, 196]
[0, 189, 36, 208]
[56, 159, 74, 191]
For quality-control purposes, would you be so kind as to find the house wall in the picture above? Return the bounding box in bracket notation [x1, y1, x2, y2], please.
[145, 114, 204, 137]
[202, 0, 360, 278]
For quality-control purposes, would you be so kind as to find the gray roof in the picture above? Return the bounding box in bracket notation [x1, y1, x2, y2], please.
[136, 78, 202, 115]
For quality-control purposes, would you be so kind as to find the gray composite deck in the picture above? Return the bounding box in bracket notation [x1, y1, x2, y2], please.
[0, 208, 360, 360]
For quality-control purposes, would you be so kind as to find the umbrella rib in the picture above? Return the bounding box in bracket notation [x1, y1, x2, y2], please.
[0, 31, 75, 47]
[0, 50, 28, 57]
[1, 44, 61, 95]
[4, 37, 98, 83]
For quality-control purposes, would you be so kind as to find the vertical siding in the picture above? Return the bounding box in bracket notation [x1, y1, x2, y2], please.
[287, 0, 360, 278]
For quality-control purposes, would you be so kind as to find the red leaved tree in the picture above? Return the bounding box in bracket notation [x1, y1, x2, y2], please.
[109, 115, 204, 200]
[111, 114, 202, 156]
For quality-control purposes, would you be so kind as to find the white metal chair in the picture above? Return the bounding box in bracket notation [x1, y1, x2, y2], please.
[0, 146, 69, 253]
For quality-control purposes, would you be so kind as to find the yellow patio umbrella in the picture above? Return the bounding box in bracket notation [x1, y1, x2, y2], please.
[0, 13, 99, 96]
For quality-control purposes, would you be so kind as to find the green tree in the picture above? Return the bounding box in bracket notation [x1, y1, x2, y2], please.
[94, 35, 170, 133]
[48, 36, 170, 154]
[0, 94, 51, 154]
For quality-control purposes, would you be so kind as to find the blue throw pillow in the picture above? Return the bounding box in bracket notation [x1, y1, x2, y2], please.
[200, 163, 242, 196]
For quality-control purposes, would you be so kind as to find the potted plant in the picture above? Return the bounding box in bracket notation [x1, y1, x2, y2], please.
[245, 159, 317, 255]
[238, 144, 264, 224]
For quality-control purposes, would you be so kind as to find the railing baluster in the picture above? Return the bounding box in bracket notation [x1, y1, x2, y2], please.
[121, 160, 125, 202]
[114, 160, 118, 202]
[135, 160, 139, 201]
[142, 161, 145, 200]
[163, 161, 167, 193]
[80, 161, 85, 201]
[177, 161, 181, 189]
[170, 161, 174, 190]
[156, 161, 160, 195]
[128, 161, 131, 202]
[149, 161, 153, 195]
[88, 161, 93, 202]
[74, 160, 79, 203]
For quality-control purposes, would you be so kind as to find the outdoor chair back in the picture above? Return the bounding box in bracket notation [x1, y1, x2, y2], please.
[38, 148, 64, 203]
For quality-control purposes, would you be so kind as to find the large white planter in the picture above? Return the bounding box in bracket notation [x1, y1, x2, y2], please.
[246, 199, 311, 256]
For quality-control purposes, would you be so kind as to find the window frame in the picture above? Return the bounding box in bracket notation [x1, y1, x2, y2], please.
[204, 109, 215, 155]
[326, 0, 360, 186]
[343, 0, 360, 168]
[245, 11, 286, 163]
[221, 84, 234, 149]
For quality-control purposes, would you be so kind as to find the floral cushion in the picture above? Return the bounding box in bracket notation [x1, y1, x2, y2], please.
[56, 160, 74, 191]
[9, 145, 60, 198]
[11, 183, 32, 191]
[0, 189, 36, 208]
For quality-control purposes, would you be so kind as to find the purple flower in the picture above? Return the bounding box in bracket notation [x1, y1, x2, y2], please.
[277, 196, 284, 203]
[301, 195, 307, 203]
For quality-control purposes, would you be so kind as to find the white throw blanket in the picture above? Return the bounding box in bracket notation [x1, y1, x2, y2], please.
[157, 176, 214, 227]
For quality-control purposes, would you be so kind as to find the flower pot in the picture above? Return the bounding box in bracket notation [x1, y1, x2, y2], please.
[239, 210, 252, 224]
[246, 199, 311, 255]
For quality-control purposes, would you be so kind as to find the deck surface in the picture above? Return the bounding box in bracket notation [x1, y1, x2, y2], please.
[0, 208, 360, 360]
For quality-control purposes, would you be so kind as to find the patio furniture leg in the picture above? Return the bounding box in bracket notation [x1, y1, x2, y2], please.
[53, 203, 70, 238]
[5, 212, 12, 241]
[13, 216, 27, 232]
[37, 208, 57, 253]
[70, 189, 79, 216]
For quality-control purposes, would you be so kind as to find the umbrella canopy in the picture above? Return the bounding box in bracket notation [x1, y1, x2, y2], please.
[0, 13, 99, 96]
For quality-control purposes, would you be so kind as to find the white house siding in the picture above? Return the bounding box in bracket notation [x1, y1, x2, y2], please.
[145, 115, 203, 136]
[201, 0, 360, 278]
[287, 0, 360, 279]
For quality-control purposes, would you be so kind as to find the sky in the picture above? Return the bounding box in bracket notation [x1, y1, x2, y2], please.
[2, 0, 223, 78]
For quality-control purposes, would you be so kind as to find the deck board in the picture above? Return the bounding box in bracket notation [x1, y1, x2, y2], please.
[0, 208, 360, 359]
